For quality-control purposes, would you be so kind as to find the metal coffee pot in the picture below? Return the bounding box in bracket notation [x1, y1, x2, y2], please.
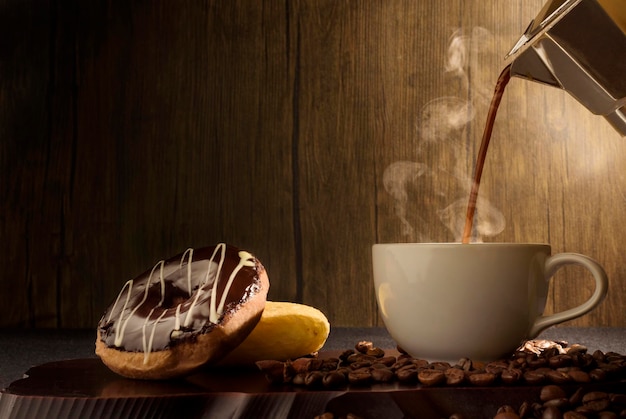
[505, 0, 626, 136]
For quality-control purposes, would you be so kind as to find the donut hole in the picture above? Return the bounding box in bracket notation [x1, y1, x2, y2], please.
[159, 281, 195, 309]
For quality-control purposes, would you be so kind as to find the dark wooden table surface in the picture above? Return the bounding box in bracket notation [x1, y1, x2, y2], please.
[2, 326, 625, 391]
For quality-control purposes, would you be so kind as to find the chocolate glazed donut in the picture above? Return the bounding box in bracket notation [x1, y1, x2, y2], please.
[95, 243, 269, 379]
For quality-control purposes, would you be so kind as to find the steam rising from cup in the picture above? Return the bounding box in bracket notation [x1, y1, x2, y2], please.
[383, 27, 505, 242]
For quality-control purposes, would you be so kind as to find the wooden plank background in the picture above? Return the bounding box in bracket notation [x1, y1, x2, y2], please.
[1, 0, 624, 329]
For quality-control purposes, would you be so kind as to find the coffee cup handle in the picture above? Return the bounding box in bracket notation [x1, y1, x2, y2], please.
[528, 253, 608, 338]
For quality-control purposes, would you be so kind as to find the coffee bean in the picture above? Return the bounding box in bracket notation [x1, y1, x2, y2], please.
[366, 347, 386, 358]
[289, 357, 313, 373]
[445, 368, 465, 386]
[339, 349, 355, 361]
[567, 370, 591, 384]
[350, 361, 373, 370]
[336, 366, 350, 377]
[396, 366, 418, 383]
[370, 362, 388, 370]
[590, 368, 608, 381]
[511, 357, 528, 370]
[347, 353, 376, 365]
[610, 393, 626, 408]
[543, 398, 570, 410]
[350, 366, 370, 374]
[599, 362, 623, 377]
[370, 367, 394, 383]
[528, 356, 549, 369]
[292, 372, 306, 386]
[412, 358, 430, 368]
[518, 401, 531, 418]
[355, 340, 374, 354]
[542, 405, 563, 419]
[546, 370, 572, 384]
[377, 356, 397, 367]
[524, 370, 546, 385]
[531, 402, 545, 417]
[614, 360, 626, 374]
[541, 385, 568, 402]
[456, 357, 473, 371]
[593, 349, 606, 362]
[418, 368, 445, 386]
[494, 405, 520, 419]
[567, 344, 588, 355]
[321, 358, 339, 371]
[496, 405, 517, 414]
[396, 363, 417, 374]
[486, 361, 509, 376]
[543, 347, 560, 359]
[606, 352, 624, 361]
[501, 368, 522, 384]
[255, 359, 285, 384]
[323, 371, 347, 388]
[582, 391, 610, 412]
[597, 412, 618, 419]
[305, 370, 324, 387]
[468, 372, 496, 386]
[549, 355, 573, 369]
[563, 411, 587, 419]
[572, 353, 595, 369]
[472, 360, 486, 371]
[569, 387, 585, 406]
[493, 413, 520, 419]
[348, 370, 372, 386]
[430, 361, 452, 371]
[391, 357, 412, 370]
[574, 405, 595, 415]
[309, 358, 325, 371]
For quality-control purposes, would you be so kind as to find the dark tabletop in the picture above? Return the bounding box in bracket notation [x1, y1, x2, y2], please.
[1, 326, 625, 392]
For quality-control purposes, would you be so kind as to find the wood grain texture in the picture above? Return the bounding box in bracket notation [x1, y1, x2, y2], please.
[1, 0, 624, 328]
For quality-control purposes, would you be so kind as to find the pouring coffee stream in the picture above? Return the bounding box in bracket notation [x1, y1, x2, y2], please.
[461, 66, 511, 244]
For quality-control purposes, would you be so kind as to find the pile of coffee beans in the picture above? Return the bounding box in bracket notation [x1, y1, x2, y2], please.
[256, 340, 626, 390]
[313, 386, 626, 419]
[255, 340, 626, 418]
[488, 385, 626, 419]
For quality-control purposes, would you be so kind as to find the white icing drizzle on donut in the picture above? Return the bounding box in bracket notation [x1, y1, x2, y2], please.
[144, 309, 169, 363]
[104, 243, 257, 364]
[106, 280, 133, 324]
[190, 244, 226, 327]
[213, 250, 255, 323]
[180, 248, 194, 296]
[173, 304, 182, 332]
[114, 260, 165, 348]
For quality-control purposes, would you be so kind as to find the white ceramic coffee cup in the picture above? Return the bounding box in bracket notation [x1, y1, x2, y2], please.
[372, 243, 608, 362]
